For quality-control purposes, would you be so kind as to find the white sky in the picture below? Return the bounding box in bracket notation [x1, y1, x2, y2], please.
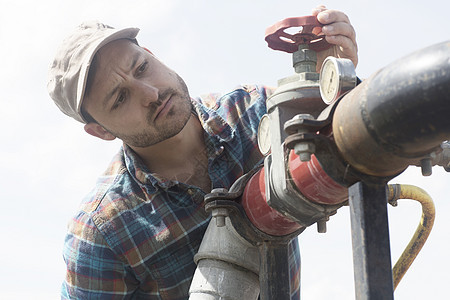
[0, 0, 448, 299]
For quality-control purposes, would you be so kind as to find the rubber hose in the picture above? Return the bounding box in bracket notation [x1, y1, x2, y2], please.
[388, 184, 435, 290]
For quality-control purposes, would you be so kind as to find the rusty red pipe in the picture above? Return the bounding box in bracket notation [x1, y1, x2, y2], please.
[241, 151, 347, 236]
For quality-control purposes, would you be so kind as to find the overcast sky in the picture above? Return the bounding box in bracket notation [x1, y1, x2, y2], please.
[0, 0, 448, 299]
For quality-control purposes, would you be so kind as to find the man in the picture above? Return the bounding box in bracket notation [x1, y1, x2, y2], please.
[48, 5, 357, 299]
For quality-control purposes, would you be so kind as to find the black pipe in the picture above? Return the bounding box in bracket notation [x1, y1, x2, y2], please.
[332, 41, 450, 176]
[258, 241, 291, 300]
[349, 181, 394, 299]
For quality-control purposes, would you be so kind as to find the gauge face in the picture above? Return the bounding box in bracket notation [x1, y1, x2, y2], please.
[319, 59, 340, 104]
[257, 114, 271, 156]
[319, 57, 357, 105]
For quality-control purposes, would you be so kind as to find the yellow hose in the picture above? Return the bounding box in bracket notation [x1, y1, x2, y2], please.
[387, 184, 435, 290]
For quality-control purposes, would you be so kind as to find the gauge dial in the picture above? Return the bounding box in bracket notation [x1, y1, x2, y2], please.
[257, 114, 271, 156]
[319, 57, 357, 104]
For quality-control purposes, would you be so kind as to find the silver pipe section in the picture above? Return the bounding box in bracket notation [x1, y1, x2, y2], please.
[189, 216, 260, 300]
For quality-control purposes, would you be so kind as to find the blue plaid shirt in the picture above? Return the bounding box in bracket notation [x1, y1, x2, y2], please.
[62, 85, 301, 299]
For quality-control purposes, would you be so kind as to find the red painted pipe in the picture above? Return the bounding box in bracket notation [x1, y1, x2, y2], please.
[241, 167, 302, 236]
[241, 151, 348, 236]
[288, 151, 348, 205]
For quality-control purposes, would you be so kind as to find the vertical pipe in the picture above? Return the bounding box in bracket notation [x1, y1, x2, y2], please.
[348, 181, 394, 300]
[259, 241, 291, 300]
[189, 217, 260, 300]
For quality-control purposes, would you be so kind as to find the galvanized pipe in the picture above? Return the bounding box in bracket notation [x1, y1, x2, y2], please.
[189, 216, 260, 300]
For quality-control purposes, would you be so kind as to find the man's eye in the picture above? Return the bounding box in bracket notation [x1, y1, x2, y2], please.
[112, 92, 126, 110]
[137, 61, 148, 73]
[118, 94, 125, 103]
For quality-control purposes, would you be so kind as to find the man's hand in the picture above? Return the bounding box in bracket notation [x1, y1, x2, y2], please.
[312, 5, 358, 71]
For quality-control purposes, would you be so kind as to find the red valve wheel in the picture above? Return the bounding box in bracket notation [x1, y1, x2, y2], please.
[265, 15, 332, 53]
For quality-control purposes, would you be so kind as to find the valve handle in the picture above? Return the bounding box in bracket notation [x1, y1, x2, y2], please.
[265, 16, 332, 53]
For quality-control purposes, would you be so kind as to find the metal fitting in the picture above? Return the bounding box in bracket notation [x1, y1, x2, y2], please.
[290, 114, 316, 162]
[442, 141, 450, 171]
[293, 44, 317, 73]
[317, 217, 329, 233]
[420, 157, 433, 176]
[295, 143, 316, 162]
[211, 208, 229, 227]
[209, 188, 230, 227]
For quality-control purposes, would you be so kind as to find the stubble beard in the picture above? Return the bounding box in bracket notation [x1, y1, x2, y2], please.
[108, 74, 192, 148]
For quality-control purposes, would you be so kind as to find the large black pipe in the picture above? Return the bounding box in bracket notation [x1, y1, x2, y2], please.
[332, 41, 450, 177]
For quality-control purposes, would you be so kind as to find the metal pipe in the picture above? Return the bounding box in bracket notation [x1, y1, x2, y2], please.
[348, 181, 394, 300]
[241, 167, 302, 236]
[189, 216, 260, 300]
[333, 41, 450, 177]
[258, 241, 291, 300]
[288, 151, 348, 205]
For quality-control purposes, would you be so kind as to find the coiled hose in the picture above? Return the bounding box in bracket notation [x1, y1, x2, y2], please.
[387, 184, 435, 290]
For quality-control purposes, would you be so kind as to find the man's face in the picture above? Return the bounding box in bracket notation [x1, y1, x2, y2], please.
[82, 39, 192, 148]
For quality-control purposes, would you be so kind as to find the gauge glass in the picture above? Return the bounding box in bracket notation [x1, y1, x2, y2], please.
[319, 57, 357, 105]
[257, 114, 271, 156]
[319, 58, 340, 104]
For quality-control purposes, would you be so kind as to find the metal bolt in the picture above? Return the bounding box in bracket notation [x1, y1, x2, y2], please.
[420, 157, 432, 176]
[212, 208, 228, 227]
[291, 114, 315, 162]
[211, 188, 229, 195]
[439, 141, 450, 171]
[317, 217, 329, 233]
[294, 142, 316, 162]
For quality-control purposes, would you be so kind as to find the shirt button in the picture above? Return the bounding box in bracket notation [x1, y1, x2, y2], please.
[215, 146, 224, 156]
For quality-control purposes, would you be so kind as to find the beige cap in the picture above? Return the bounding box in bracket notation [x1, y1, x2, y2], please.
[47, 21, 139, 123]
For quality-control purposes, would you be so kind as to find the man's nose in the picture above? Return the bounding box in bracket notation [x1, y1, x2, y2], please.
[134, 81, 159, 106]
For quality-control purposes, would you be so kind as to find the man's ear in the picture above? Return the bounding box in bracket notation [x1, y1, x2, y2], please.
[84, 123, 116, 141]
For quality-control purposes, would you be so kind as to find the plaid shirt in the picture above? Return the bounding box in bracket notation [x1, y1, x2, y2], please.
[62, 85, 301, 299]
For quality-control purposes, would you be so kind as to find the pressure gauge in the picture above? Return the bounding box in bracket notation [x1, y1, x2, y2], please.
[257, 114, 271, 156]
[319, 57, 357, 104]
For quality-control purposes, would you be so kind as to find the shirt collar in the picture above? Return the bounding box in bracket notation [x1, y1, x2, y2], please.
[191, 96, 234, 143]
[122, 145, 175, 193]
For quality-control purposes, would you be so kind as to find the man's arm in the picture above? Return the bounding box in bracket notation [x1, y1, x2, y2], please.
[312, 5, 358, 70]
